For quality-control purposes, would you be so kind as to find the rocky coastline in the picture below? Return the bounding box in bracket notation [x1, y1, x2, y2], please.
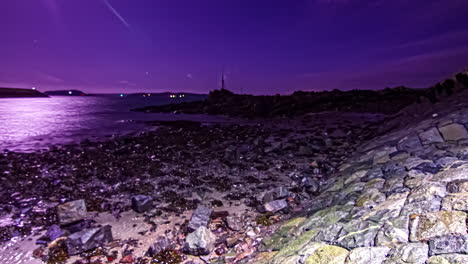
[0, 71, 467, 264]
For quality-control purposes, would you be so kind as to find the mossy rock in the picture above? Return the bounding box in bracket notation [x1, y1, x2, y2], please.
[299, 205, 352, 231]
[269, 229, 320, 263]
[259, 217, 306, 251]
[304, 245, 349, 264]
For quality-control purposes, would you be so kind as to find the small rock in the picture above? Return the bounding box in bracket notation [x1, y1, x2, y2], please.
[419, 127, 444, 145]
[438, 123, 468, 141]
[187, 205, 213, 233]
[428, 235, 468, 255]
[46, 225, 65, 241]
[57, 199, 87, 225]
[264, 199, 288, 213]
[301, 177, 320, 193]
[397, 135, 422, 151]
[263, 187, 289, 203]
[146, 237, 172, 257]
[66, 225, 113, 255]
[225, 216, 242, 231]
[131, 195, 153, 213]
[184, 226, 216, 256]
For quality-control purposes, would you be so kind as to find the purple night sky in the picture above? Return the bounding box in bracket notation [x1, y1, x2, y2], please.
[1, 0, 468, 94]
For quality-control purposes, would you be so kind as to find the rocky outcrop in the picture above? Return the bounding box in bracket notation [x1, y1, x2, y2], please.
[251, 74, 468, 264]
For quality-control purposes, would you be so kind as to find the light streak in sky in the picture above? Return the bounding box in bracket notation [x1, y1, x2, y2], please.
[102, 0, 130, 29]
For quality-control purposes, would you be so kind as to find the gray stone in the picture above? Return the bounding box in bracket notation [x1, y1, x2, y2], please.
[410, 211, 467, 242]
[438, 123, 468, 141]
[365, 178, 385, 190]
[429, 235, 468, 255]
[404, 169, 432, 189]
[346, 246, 390, 264]
[431, 164, 468, 182]
[404, 157, 432, 170]
[184, 226, 216, 256]
[312, 223, 344, 243]
[426, 254, 468, 264]
[384, 243, 428, 264]
[419, 127, 444, 145]
[301, 177, 320, 193]
[131, 195, 153, 213]
[362, 167, 384, 182]
[264, 199, 288, 213]
[407, 182, 446, 204]
[397, 135, 422, 151]
[300, 205, 352, 231]
[441, 193, 468, 211]
[66, 225, 113, 255]
[382, 175, 405, 194]
[57, 199, 87, 225]
[263, 187, 290, 203]
[225, 216, 243, 231]
[337, 220, 381, 249]
[187, 205, 213, 232]
[355, 188, 386, 207]
[446, 180, 468, 193]
[46, 224, 65, 241]
[376, 216, 409, 247]
[436, 156, 459, 168]
[400, 198, 442, 217]
[361, 192, 408, 222]
[146, 236, 173, 257]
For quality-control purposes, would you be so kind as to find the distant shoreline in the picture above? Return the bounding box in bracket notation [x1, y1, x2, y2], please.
[0, 87, 48, 98]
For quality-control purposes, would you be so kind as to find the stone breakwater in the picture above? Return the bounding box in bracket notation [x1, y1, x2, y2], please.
[252, 91, 468, 264]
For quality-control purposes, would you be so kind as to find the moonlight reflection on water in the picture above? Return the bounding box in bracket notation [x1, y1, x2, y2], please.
[0, 95, 242, 152]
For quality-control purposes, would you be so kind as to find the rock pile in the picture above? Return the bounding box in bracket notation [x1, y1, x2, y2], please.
[254, 87, 468, 264]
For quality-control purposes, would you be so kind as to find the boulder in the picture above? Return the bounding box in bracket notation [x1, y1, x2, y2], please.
[184, 226, 216, 256]
[410, 211, 467, 242]
[57, 199, 87, 225]
[426, 254, 468, 264]
[438, 123, 468, 141]
[384, 243, 428, 264]
[345, 246, 390, 264]
[428, 235, 468, 255]
[441, 193, 468, 211]
[305, 244, 349, 264]
[66, 225, 113, 255]
[187, 205, 213, 232]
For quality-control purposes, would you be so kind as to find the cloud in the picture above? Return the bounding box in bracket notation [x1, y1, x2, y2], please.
[102, 0, 130, 29]
[36, 72, 65, 83]
[392, 28, 468, 50]
[119, 80, 136, 86]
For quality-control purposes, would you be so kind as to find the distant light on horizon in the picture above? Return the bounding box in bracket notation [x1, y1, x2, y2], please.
[31, 87, 36, 90]
[68, 91, 72, 95]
